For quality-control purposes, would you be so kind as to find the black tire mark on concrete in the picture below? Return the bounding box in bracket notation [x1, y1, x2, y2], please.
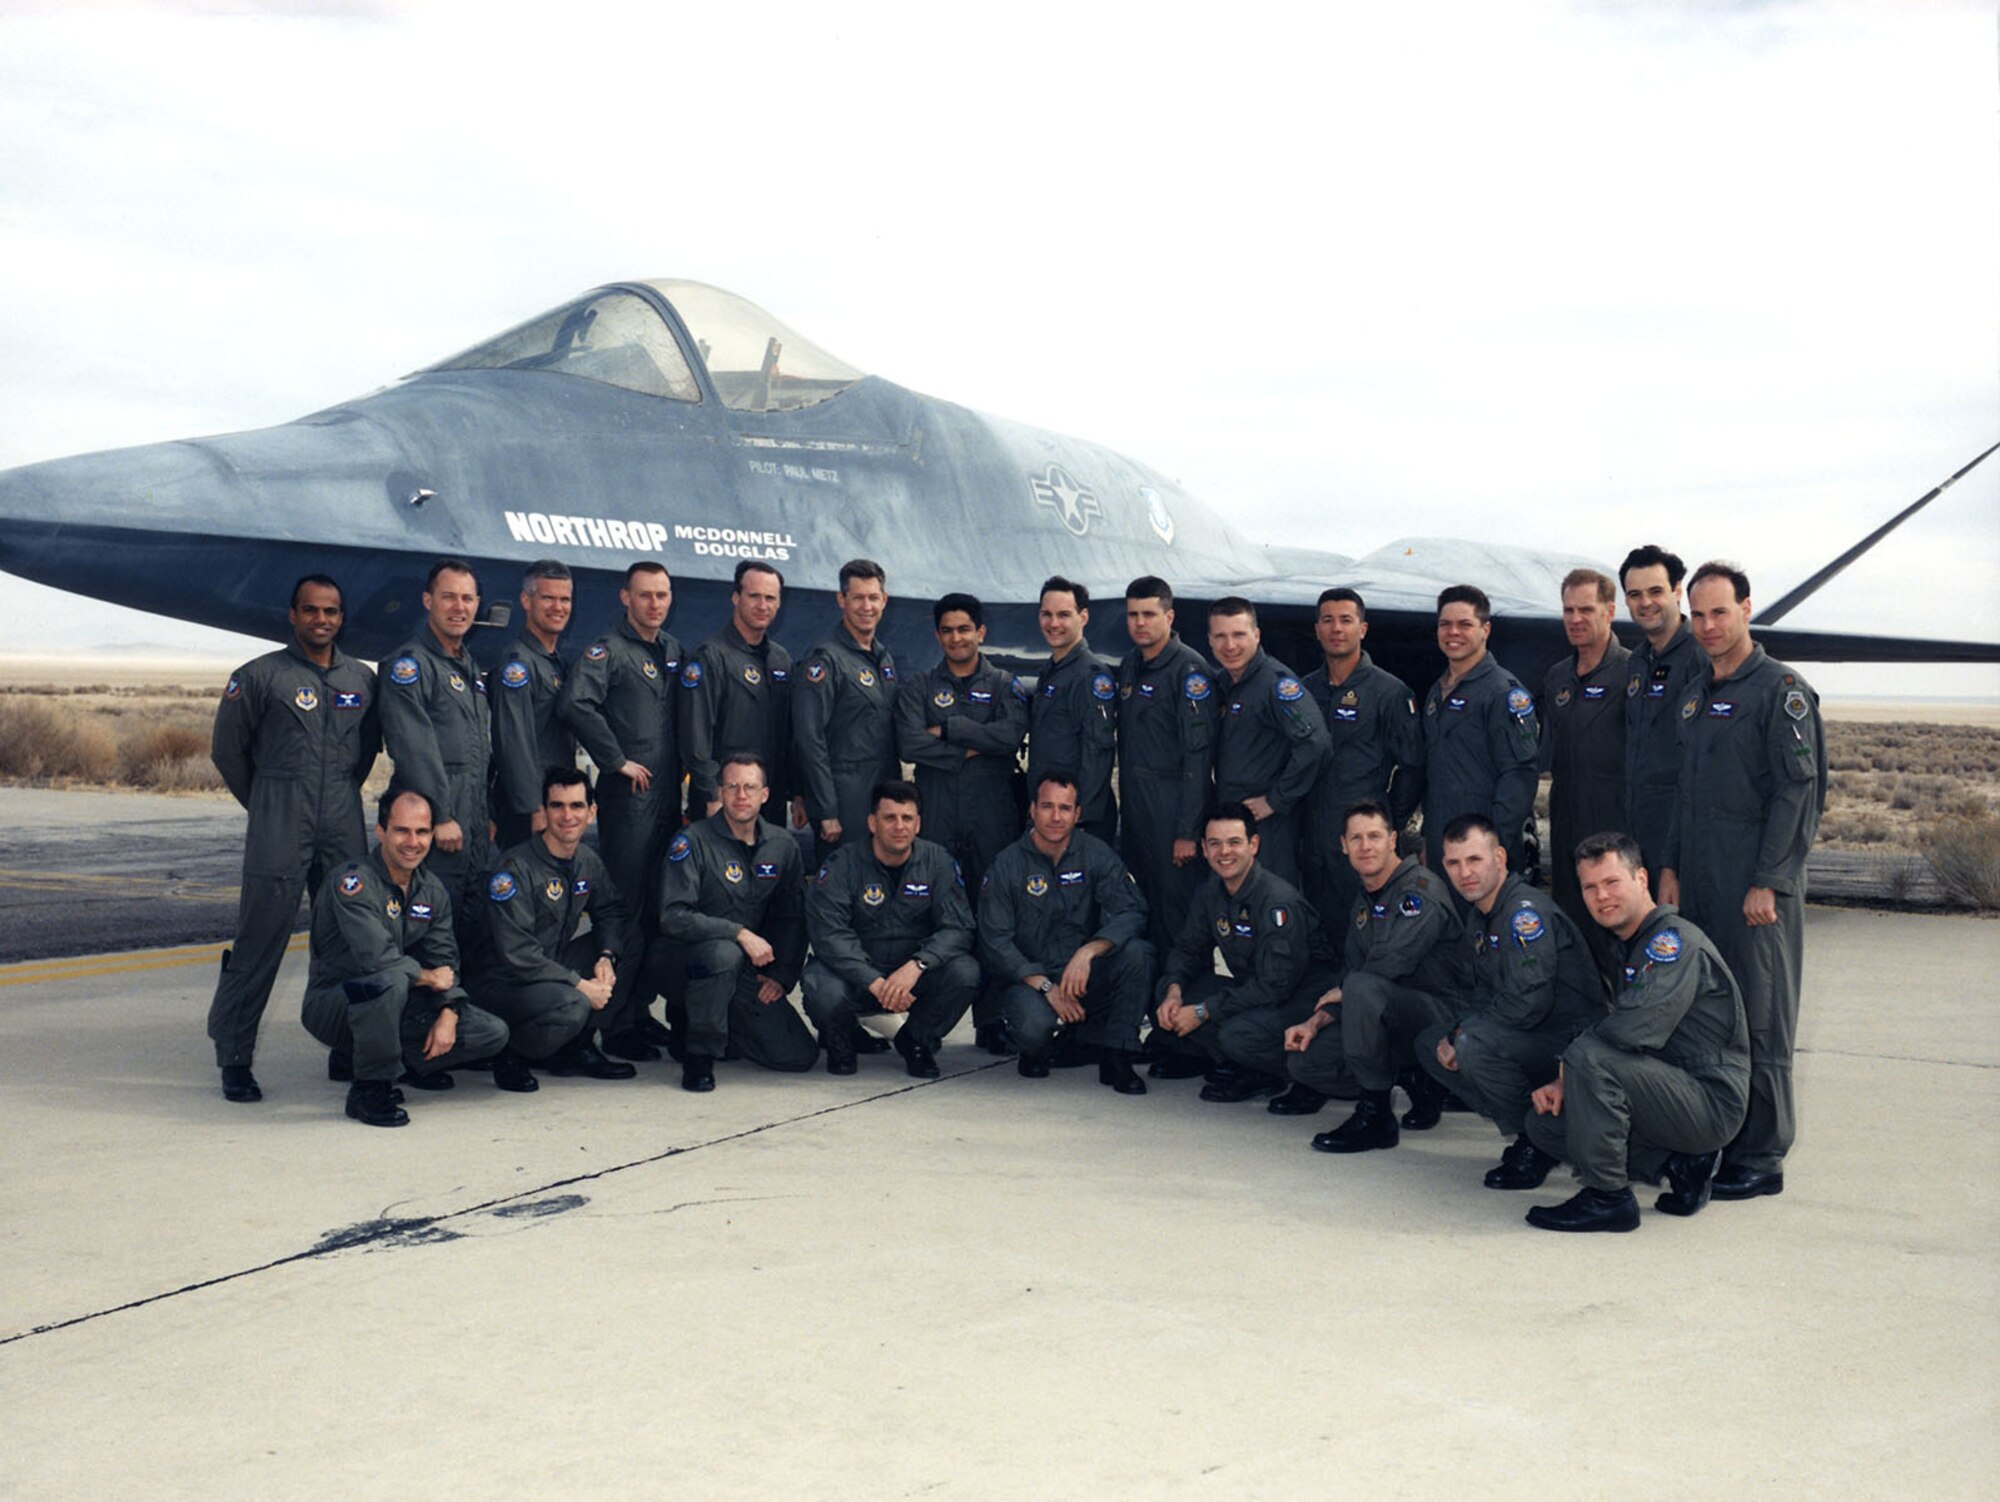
[0, 1061, 1009, 1348]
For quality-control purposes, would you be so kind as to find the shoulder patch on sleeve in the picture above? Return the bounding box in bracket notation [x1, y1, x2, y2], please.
[337, 870, 363, 896]
[1275, 676, 1305, 703]
[1782, 688, 1809, 721]
[678, 660, 702, 688]
[1268, 905, 1290, 928]
[667, 831, 692, 863]
[1091, 672, 1116, 702]
[805, 659, 828, 684]
[488, 871, 518, 902]
[1398, 891, 1425, 918]
[388, 656, 420, 685]
[584, 642, 608, 661]
[1645, 928, 1682, 964]
[1184, 672, 1211, 702]
[500, 660, 530, 689]
[1010, 676, 1030, 702]
[1510, 906, 1545, 943]
[222, 675, 242, 700]
[1506, 686, 1534, 718]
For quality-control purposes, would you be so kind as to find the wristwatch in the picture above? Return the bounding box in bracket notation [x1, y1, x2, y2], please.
[1193, 1002, 1209, 1022]
[1037, 978, 1054, 995]
[913, 957, 929, 973]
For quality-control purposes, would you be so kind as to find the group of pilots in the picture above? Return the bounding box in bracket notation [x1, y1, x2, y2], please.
[205, 544, 1826, 1235]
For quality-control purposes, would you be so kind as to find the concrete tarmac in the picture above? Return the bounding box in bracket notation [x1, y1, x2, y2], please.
[2, 902, 1996, 1499]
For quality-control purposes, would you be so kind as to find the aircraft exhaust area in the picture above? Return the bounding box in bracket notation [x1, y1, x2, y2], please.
[0, 795, 1995, 1497]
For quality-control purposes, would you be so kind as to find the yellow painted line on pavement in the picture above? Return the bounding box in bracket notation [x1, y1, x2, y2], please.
[0, 868, 240, 900]
[0, 934, 306, 987]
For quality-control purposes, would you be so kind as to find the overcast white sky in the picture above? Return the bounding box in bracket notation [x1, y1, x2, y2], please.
[1, 0, 1995, 698]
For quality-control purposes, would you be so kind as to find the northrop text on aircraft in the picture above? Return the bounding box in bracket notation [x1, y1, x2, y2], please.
[0, 277, 1993, 680]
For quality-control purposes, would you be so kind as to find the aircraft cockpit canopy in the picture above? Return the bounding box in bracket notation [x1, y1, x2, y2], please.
[645, 279, 864, 413]
[424, 279, 865, 413]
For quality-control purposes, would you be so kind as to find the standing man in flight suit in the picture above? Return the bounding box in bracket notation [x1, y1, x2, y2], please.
[1208, 597, 1328, 889]
[1619, 544, 1705, 881]
[1297, 801, 1471, 1152]
[1541, 568, 1630, 938]
[1660, 561, 1825, 1203]
[1149, 802, 1339, 1099]
[978, 772, 1152, 1095]
[897, 592, 1031, 1055]
[681, 560, 795, 818]
[559, 559, 684, 1060]
[803, 780, 979, 1079]
[655, 751, 818, 1091]
[1524, 832, 1749, 1233]
[1116, 576, 1216, 959]
[1026, 576, 1118, 844]
[378, 558, 492, 945]
[1414, 584, 1540, 872]
[302, 787, 510, 1127]
[1418, 815, 1604, 1190]
[207, 574, 380, 1103]
[467, 767, 637, 1084]
[795, 559, 899, 856]
[1301, 587, 1422, 966]
[489, 559, 577, 851]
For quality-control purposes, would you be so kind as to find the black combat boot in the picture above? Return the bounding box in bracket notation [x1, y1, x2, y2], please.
[1483, 1134, 1558, 1190]
[681, 1054, 716, 1093]
[1525, 1186, 1640, 1233]
[1312, 1090, 1400, 1153]
[345, 1079, 409, 1128]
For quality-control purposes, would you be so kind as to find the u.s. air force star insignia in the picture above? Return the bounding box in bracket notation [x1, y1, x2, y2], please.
[294, 687, 318, 711]
[1783, 689, 1809, 721]
[861, 883, 886, 907]
[544, 877, 564, 901]
[1026, 875, 1049, 897]
[724, 861, 744, 884]
[1028, 463, 1103, 535]
[1646, 929, 1682, 964]
[743, 665, 762, 686]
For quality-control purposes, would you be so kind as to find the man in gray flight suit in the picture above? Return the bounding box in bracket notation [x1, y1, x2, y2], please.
[978, 772, 1152, 1095]
[1619, 544, 1705, 881]
[1301, 588, 1422, 966]
[1150, 803, 1339, 1102]
[207, 574, 379, 1104]
[378, 558, 493, 943]
[1524, 832, 1749, 1233]
[656, 751, 818, 1091]
[1301, 801, 1472, 1151]
[1413, 584, 1540, 872]
[803, 780, 979, 1079]
[795, 558, 899, 856]
[1026, 576, 1118, 844]
[465, 768, 637, 1084]
[559, 559, 684, 1060]
[896, 592, 1031, 1055]
[1541, 567, 1631, 940]
[1660, 561, 1825, 1203]
[682, 560, 795, 817]
[1116, 576, 1216, 960]
[1208, 597, 1328, 890]
[302, 787, 510, 1127]
[489, 559, 577, 851]
[1419, 814, 1604, 1189]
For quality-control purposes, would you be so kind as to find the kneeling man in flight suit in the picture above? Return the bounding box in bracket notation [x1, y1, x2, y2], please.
[302, 786, 509, 1128]
[1523, 832, 1749, 1233]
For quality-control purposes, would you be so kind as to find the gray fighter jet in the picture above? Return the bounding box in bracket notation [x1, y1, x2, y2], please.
[0, 277, 1992, 682]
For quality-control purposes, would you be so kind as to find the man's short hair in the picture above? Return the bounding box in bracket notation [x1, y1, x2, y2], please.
[521, 559, 571, 592]
[1032, 770, 1081, 803]
[934, 592, 984, 628]
[1618, 544, 1686, 590]
[542, 765, 594, 805]
[1039, 575, 1089, 611]
[426, 557, 478, 592]
[291, 574, 343, 610]
[1208, 595, 1257, 624]
[1341, 800, 1396, 836]
[1316, 586, 1366, 619]
[1688, 559, 1751, 603]
[1125, 575, 1175, 608]
[870, 779, 922, 814]
[1574, 830, 1643, 873]
[734, 559, 783, 590]
[624, 560, 670, 587]
[376, 784, 434, 829]
[719, 750, 769, 785]
[1441, 813, 1500, 847]
[1561, 568, 1616, 606]
[1437, 584, 1491, 622]
[1205, 800, 1258, 838]
[839, 558, 887, 592]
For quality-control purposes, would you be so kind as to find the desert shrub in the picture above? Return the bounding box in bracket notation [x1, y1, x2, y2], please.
[1920, 813, 2000, 911]
[0, 698, 120, 781]
[119, 723, 221, 790]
